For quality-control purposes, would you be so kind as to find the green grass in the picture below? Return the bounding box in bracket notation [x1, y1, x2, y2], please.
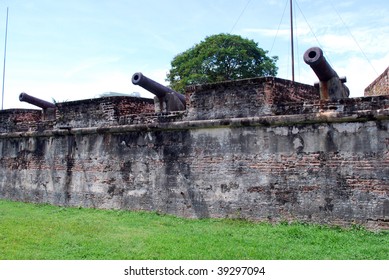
[0, 199, 388, 260]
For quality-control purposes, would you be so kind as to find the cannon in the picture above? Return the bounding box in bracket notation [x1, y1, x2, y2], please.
[19, 92, 56, 120]
[19, 92, 56, 109]
[303, 47, 349, 100]
[132, 72, 186, 112]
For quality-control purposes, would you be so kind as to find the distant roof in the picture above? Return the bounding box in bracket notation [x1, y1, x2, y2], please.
[99, 92, 141, 98]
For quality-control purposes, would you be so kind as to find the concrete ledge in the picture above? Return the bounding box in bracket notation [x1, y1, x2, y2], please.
[1, 108, 389, 139]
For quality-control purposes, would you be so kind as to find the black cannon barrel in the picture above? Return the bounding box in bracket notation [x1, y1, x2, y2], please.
[303, 47, 338, 82]
[19, 92, 56, 109]
[132, 72, 186, 105]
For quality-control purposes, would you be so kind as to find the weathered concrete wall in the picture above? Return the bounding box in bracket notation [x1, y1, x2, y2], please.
[1, 78, 389, 229]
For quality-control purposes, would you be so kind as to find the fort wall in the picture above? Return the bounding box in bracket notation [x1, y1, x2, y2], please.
[1, 78, 388, 229]
[365, 66, 389, 97]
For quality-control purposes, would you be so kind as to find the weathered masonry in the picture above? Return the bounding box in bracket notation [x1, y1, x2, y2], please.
[365, 66, 389, 97]
[1, 76, 389, 230]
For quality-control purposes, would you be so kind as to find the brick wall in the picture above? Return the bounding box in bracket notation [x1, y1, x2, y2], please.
[0, 109, 44, 133]
[55, 96, 155, 128]
[365, 66, 389, 96]
[186, 77, 319, 120]
[1, 78, 389, 229]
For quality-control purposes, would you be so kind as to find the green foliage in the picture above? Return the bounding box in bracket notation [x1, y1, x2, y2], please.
[0, 200, 388, 260]
[166, 33, 278, 93]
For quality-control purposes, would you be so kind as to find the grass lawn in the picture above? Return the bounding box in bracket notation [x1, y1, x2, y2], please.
[0, 199, 388, 260]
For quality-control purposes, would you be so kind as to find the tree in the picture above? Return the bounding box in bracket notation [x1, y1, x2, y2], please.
[166, 33, 278, 93]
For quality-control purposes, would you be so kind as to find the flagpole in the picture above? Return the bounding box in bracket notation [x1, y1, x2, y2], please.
[290, 0, 295, 82]
[1, 7, 9, 110]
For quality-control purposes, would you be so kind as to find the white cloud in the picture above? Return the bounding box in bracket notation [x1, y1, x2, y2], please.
[243, 27, 311, 38]
[2, 0, 388, 110]
[247, 0, 388, 99]
[63, 56, 121, 78]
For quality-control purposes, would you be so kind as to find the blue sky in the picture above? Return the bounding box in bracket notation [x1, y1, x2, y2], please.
[0, 0, 388, 109]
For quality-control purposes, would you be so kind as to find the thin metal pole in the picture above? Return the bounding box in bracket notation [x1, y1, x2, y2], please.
[1, 7, 9, 110]
[290, 0, 295, 82]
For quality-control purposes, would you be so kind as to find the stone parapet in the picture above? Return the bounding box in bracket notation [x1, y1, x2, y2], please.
[1, 78, 389, 229]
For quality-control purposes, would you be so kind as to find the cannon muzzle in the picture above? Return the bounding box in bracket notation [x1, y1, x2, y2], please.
[132, 72, 186, 111]
[303, 47, 349, 100]
[19, 92, 56, 109]
[303, 47, 337, 82]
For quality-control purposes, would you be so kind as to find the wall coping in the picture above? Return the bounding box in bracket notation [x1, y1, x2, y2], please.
[1, 107, 388, 139]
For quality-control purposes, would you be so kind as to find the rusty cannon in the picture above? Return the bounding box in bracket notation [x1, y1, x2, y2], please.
[19, 92, 56, 120]
[19, 92, 56, 109]
[303, 47, 349, 100]
[132, 72, 186, 112]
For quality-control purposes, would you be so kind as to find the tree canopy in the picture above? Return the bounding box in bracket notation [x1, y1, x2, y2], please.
[166, 33, 278, 93]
